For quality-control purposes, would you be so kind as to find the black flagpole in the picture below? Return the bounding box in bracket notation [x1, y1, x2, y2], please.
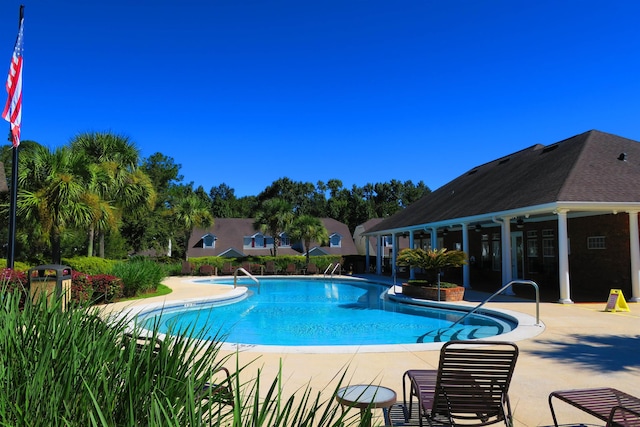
[6, 5, 24, 269]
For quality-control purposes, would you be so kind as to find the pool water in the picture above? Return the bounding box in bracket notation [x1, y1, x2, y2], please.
[138, 278, 515, 347]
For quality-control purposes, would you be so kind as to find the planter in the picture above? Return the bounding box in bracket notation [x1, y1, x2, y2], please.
[401, 283, 465, 301]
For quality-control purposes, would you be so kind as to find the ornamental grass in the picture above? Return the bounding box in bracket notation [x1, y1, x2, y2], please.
[0, 286, 362, 426]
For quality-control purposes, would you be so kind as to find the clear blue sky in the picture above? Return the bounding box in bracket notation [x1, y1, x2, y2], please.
[3, 0, 640, 197]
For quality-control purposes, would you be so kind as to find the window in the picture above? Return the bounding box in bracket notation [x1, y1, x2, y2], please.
[383, 235, 392, 247]
[542, 230, 555, 257]
[244, 233, 268, 249]
[280, 232, 290, 247]
[330, 233, 342, 248]
[492, 234, 501, 271]
[587, 236, 606, 249]
[202, 234, 216, 249]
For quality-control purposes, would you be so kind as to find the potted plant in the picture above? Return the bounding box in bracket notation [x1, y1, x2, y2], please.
[396, 248, 467, 301]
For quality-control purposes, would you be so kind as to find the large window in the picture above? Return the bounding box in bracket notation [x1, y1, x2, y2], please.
[492, 233, 501, 271]
[542, 229, 555, 273]
[527, 230, 538, 273]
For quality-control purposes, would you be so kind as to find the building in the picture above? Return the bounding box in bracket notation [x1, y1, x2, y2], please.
[365, 130, 640, 303]
[187, 217, 358, 258]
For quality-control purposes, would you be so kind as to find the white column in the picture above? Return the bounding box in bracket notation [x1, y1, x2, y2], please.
[501, 217, 515, 295]
[376, 235, 382, 275]
[431, 227, 438, 250]
[462, 223, 470, 289]
[409, 230, 416, 280]
[391, 233, 398, 279]
[557, 209, 573, 304]
[365, 236, 370, 273]
[628, 211, 640, 302]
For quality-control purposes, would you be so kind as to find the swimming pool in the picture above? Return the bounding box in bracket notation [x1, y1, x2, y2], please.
[134, 277, 519, 351]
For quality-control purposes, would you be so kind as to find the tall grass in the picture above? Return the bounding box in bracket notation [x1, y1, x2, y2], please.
[110, 258, 166, 296]
[0, 288, 365, 426]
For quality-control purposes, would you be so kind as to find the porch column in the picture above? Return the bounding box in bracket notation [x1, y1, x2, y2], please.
[501, 217, 515, 295]
[391, 232, 398, 279]
[409, 230, 416, 280]
[628, 211, 640, 302]
[431, 227, 438, 249]
[462, 223, 470, 289]
[376, 235, 382, 275]
[557, 209, 573, 304]
[365, 236, 370, 274]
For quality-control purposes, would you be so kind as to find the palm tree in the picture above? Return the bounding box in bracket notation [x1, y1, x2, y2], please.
[287, 215, 328, 265]
[253, 198, 293, 257]
[17, 144, 99, 264]
[172, 192, 214, 260]
[70, 132, 155, 257]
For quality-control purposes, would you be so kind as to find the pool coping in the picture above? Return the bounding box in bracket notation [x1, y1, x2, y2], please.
[113, 276, 545, 354]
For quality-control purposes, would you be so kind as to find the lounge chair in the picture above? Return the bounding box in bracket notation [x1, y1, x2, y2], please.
[264, 261, 277, 275]
[220, 262, 235, 275]
[285, 263, 297, 275]
[306, 263, 318, 275]
[403, 340, 519, 427]
[181, 261, 193, 275]
[199, 264, 215, 276]
[549, 387, 640, 427]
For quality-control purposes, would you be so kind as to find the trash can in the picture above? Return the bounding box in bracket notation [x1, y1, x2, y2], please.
[28, 265, 72, 310]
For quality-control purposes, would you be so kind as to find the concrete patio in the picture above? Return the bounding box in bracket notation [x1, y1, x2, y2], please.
[108, 275, 640, 426]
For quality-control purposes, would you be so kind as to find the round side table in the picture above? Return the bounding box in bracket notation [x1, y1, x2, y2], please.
[336, 384, 397, 426]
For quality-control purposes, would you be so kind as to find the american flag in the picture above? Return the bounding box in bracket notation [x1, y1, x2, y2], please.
[2, 17, 23, 148]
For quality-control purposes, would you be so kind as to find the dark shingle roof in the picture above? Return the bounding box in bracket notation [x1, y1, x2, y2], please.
[187, 217, 358, 258]
[368, 130, 640, 232]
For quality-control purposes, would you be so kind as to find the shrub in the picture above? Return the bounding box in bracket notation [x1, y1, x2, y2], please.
[62, 256, 119, 275]
[110, 259, 166, 297]
[70, 271, 93, 304]
[90, 274, 124, 303]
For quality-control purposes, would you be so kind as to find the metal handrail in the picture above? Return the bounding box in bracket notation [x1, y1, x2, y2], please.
[330, 263, 341, 277]
[450, 280, 541, 328]
[233, 268, 260, 293]
[323, 263, 333, 277]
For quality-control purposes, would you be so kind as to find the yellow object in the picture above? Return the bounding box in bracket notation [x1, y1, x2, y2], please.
[604, 289, 630, 312]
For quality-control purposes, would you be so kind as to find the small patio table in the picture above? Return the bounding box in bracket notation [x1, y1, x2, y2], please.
[336, 384, 396, 426]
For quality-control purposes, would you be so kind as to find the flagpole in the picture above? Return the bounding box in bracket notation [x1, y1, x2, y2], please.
[6, 5, 24, 269]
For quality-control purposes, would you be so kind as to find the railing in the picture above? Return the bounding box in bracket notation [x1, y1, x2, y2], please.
[233, 268, 260, 293]
[323, 263, 342, 277]
[450, 280, 541, 328]
[414, 280, 541, 343]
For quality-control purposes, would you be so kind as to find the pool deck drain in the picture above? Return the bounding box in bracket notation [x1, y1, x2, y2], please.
[105, 275, 640, 427]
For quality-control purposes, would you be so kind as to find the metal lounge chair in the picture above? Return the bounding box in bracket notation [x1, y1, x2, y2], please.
[306, 263, 318, 274]
[549, 387, 640, 427]
[403, 340, 519, 427]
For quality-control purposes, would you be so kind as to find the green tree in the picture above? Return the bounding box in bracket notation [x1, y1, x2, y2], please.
[71, 131, 155, 258]
[253, 198, 293, 257]
[171, 190, 214, 260]
[287, 215, 329, 265]
[16, 144, 99, 264]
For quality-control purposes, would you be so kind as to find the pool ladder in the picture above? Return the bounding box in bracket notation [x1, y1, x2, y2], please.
[414, 280, 542, 343]
[323, 263, 342, 277]
[233, 268, 260, 293]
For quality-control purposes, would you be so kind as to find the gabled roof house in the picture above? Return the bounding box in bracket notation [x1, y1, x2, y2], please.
[187, 217, 358, 259]
[366, 130, 640, 303]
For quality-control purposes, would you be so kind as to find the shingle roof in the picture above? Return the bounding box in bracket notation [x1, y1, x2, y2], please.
[368, 130, 640, 232]
[187, 217, 358, 258]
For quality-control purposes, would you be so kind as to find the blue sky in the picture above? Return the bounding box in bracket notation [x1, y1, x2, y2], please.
[3, 1, 640, 197]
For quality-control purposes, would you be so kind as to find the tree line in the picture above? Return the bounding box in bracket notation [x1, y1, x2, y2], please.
[1, 132, 430, 263]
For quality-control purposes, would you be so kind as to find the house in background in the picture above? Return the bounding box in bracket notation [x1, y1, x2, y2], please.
[366, 130, 640, 303]
[187, 217, 358, 259]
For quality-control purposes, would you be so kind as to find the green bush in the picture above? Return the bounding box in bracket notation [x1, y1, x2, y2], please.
[90, 274, 124, 302]
[62, 256, 119, 275]
[110, 259, 166, 297]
